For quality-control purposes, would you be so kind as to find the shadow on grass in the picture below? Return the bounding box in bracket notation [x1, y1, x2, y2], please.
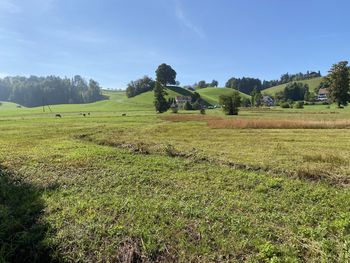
[0, 166, 59, 263]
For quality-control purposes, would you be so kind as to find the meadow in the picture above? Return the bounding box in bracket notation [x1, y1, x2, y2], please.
[1, 91, 350, 262]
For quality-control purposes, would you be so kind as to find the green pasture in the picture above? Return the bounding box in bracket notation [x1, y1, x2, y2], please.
[1, 90, 350, 262]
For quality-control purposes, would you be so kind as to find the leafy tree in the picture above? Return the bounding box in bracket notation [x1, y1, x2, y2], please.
[210, 80, 219, 87]
[283, 82, 309, 101]
[86, 80, 103, 103]
[0, 75, 104, 107]
[219, 91, 241, 115]
[195, 80, 218, 89]
[155, 63, 177, 86]
[250, 87, 262, 107]
[197, 80, 207, 89]
[326, 61, 350, 107]
[241, 97, 251, 107]
[226, 77, 262, 95]
[126, 76, 155, 98]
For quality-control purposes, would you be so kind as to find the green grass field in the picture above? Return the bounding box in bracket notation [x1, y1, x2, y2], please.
[1, 91, 350, 262]
[262, 77, 323, 96]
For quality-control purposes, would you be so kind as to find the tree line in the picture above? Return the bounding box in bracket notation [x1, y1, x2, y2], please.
[0, 75, 105, 107]
[225, 71, 321, 95]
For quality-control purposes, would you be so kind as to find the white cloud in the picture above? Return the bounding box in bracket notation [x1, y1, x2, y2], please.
[175, 0, 205, 39]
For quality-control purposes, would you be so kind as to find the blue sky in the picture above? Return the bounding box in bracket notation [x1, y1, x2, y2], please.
[0, 0, 349, 89]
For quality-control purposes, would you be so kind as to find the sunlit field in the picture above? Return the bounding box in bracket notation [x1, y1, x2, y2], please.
[1, 91, 350, 262]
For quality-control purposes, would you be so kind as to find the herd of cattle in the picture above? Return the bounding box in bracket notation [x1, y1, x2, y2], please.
[55, 113, 127, 118]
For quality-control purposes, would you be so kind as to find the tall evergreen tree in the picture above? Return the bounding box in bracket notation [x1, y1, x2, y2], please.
[154, 81, 168, 113]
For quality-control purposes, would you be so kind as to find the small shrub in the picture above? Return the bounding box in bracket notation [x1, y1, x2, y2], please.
[170, 103, 178, 113]
[294, 101, 304, 109]
[280, 102, 290, 108]
[200, 108, 206, 115]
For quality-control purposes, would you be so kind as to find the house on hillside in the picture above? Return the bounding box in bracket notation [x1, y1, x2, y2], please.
[175, 96, 192, 104]
[317, 88, 329, 101]
[262, 95, 274, 106]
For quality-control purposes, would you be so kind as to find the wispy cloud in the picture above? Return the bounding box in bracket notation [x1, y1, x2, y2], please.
[0, 0, 21, 14]
[175, 0, 205, 39]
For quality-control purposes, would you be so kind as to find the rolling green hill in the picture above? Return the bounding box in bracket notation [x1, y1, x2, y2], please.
[0, 101, 24, 109]
[0, 86, 251, 117]
[262, 77, 323, 96]
[196, 87, 250, 105]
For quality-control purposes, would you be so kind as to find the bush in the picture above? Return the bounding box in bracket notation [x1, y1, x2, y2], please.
[170, 103, 178, 113]
[200, 108, 206, 115]
[294, 101, 304, 109]
[280, 102, 290, 108]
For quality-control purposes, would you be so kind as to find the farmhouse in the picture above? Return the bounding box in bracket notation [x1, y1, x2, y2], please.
[262, 95, 274, 106]
[317, 88, 329, 101]
[175, 96, 192, 104]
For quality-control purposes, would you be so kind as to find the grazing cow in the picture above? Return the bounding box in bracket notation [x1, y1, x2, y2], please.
[122, 113, 126, 116]
[55, 114, 62, 118]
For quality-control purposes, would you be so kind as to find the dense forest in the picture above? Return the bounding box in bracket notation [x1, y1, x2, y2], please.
[225, 71, 321, 95]
[0, 75, 105, 107]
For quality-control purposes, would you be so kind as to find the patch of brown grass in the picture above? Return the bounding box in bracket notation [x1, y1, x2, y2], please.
[161, 114, 221, 122]
[207, 119, 350, 129]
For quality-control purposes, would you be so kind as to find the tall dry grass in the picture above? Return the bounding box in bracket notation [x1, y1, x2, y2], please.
[161, 114, 221, 122]
[207, 119, 350, 129]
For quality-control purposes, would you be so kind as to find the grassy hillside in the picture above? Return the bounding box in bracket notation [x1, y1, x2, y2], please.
[0, 86, 251, 117]
[262, 77, 323, 96]
[125, 86, 250, 107]
[0, 90, 156, 117]
[0, 101, 23, 109]
[196, 87, 250, 105]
